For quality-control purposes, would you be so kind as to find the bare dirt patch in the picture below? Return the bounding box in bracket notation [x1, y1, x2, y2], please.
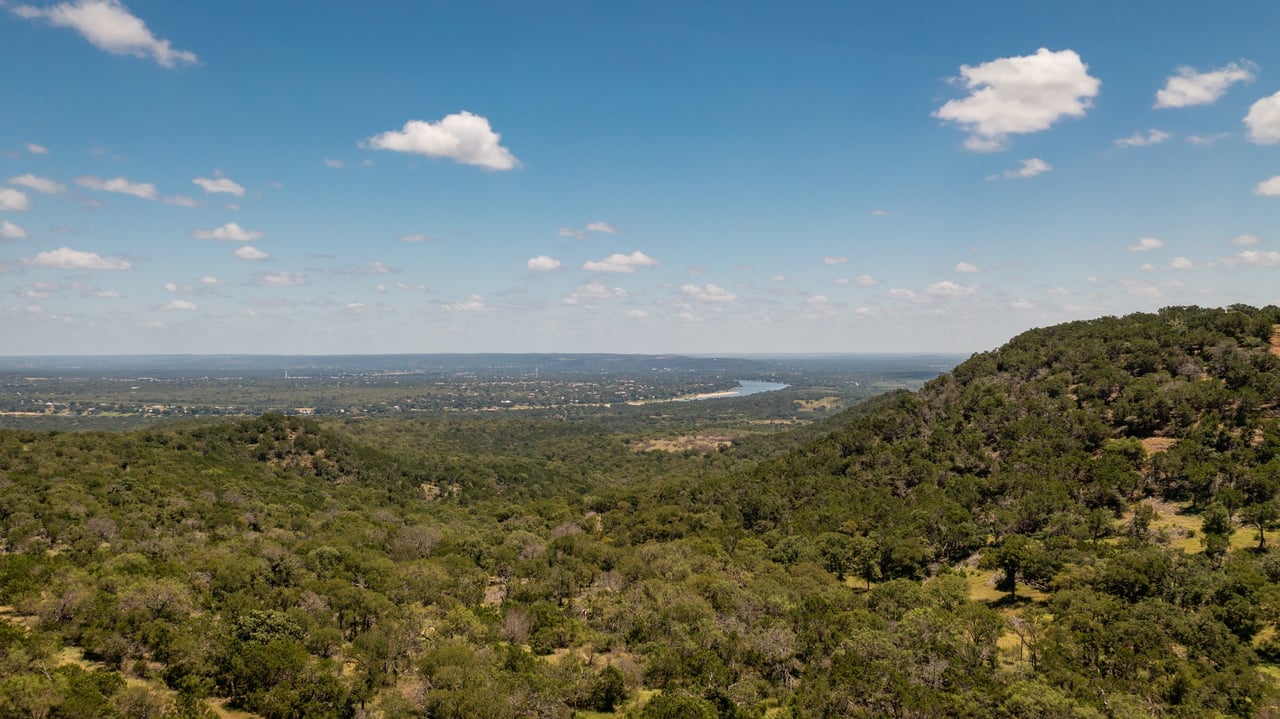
[632, 434, 735, 453]
[1271, 325, 1280, 358]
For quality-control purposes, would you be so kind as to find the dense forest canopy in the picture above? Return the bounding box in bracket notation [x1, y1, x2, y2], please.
[2, 305, 1280, 718]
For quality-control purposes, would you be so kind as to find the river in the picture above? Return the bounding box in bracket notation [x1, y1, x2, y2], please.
[681, 380, 790, 401]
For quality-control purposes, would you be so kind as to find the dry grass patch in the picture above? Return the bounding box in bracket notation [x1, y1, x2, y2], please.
[961, 567, 1048, 604]
[794, 397, 841, 412]
[1141, 437, 1177, 454]
[632, 434, 734, 453]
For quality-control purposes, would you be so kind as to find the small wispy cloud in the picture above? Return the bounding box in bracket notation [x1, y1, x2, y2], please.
[254, 271, 307, 286]
[1222, 250, 1280, 268]
[989, 157, 1051, 180]
[1128, 237, 1165, 252]
[194, 222, 263, 242]
[681, 283, 737, 303]
[192, 173, 245, 197]
[1114, 129, 1172, 148]
[563, 281, 627, 306]
[1186, 132, 1230, 146]
[560, 221, 619, 238]
[443, 294, 490, 311]
[1154, 62, 1255, 109]
[75, 175, 156, 199]
[7, 174, 67, 194]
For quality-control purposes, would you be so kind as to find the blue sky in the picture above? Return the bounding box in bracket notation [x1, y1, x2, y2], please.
[2, 0, 1278, 355]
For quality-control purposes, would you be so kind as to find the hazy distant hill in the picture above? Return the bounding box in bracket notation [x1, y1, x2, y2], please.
[0, 352, 775, 378]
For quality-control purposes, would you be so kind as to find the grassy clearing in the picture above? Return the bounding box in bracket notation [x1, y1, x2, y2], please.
[962, 567, 1047, 605]
[1123, 498, 1280, 554]
[794, 397, 841, 412]
[631, 434, 735, 453]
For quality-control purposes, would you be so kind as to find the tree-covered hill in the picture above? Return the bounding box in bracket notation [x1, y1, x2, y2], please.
[2, 305, 1280, 718]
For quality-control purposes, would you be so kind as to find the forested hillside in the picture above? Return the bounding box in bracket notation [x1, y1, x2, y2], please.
[2, 305, 1280, 718]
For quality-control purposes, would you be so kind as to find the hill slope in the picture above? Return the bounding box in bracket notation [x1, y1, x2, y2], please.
[2, 305, 1279, 718]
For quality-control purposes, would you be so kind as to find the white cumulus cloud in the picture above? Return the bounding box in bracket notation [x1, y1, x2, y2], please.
[854, 274, 879, 286]
[399, 233, 432, 243]
[7, 174, 67, 194]
[1114, 129, 1172, 148]
[23, 246, 132, 270]
[681, 283, 737, 303]
[75, 175, 156, 199]
[0, 188, 30, 211]
[1246, 92, 1280, 144]
[1254, 177, 1280, 196]
[234, 246, 269, 261]
[11, 0, 197, 67]
[954, 261, 979, 273]
[362, 111, 519, 170]
[1169, 257, 1194, 270]
[194, 222, 263, 242]
[1, 220, 28, 240]
[161, 299, 197, 311]
[582, 250, 658, 273]
[192, 175, 245, 196]
[26, 143, 49, 155]
[823, 256, 848, 265]
[527, 255, 562, 272]
[1155, 62, 1255, 109]
[934, 48, 1100, 151]
[1232, 234, 1260, 246]
[1128, 237, 1165, 252]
